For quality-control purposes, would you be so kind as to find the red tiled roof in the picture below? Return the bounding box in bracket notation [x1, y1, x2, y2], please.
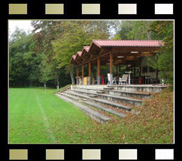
[76, 51, 82, 57]
[83, 46, 90, 52]
[70, 40, 164, 64]
[92, 40, 164, 47]
[72, 55, 76, 60]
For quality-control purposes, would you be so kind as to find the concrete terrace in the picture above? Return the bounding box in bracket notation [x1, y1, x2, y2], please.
[56, 84, 167, 124]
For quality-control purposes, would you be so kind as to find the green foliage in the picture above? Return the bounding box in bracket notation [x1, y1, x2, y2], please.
[114, 21, 135, 40]
[114, 21, 154, 40]
[38, 54, 52, 84]
[127, 21, 153, 40]
[31, 20, 118, 85]
[148, 21, 174, 85]
[9, 28, 39, 86]
[51, 21, 116, 72]
[9, 21, 118, 87]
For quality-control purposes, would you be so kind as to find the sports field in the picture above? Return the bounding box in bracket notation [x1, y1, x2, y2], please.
[9, 88, 173, 144]
[9, 88, 97, 144]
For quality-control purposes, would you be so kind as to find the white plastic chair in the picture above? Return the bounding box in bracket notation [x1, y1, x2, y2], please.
[107, 73, 111, 85]
[107, 73, 116, 85]
[119, 74, 128, 85]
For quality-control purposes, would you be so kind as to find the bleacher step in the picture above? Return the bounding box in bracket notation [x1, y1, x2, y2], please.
[99, 93, 143, 106]
[107, 90, 151, 99]
[103, 87, 114, 90]
[71, 89, 143, 107]
[65, 91, 132, 111]
[96, 90, 105, 94]
[61, 93, 80, 101]
[56, 94, 111, 124]
[109, 85, 167, 93]
[83, 101, 126, 118]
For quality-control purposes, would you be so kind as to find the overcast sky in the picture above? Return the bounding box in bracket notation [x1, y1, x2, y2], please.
[8, 20, 118, 37]
[9, 20, 33, 35]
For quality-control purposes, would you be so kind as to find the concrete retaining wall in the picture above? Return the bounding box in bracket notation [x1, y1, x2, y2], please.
[110, 85, 167, 93]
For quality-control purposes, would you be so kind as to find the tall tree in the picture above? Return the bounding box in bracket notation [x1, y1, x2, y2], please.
[45, 21, 118, 83]
[9, 28, 38, 86]
[51, 21, 110, 83]
[31, 21, 64, 87]
[148, 21, 174, 85]
[113, 21, 135, 40]
[114, 21, 154, 40]
[9, 21, 120, 87]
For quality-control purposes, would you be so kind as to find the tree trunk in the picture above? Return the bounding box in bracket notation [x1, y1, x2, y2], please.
[147, 31, 152, 40]
[56, 77, 59, 89]
[70, 71, 75, 84]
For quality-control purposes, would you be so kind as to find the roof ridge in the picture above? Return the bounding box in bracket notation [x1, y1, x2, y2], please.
[93, 39, 162, 41]
[92, 40, 101, 48]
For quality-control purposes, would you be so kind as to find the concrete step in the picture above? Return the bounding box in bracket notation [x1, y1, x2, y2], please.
[71, 89, 143, 107]
[96, 90, 105, 94]
[72, 87, 99, 94]
[83, 101, 126, 118]
[73, 85, 106, 90]
[65, 91, 132, 111]
[61, 93, 80, 101]
[109, 85, 167, 93]
[65, 90, 91, 99]
[98, 94, 143, 106]
[107, 90, 151, 99]
[71, 89, 97, 97]
[98, 89, 151, 99]
[56, 94, 111, 124]
[103, 87, 114, 90]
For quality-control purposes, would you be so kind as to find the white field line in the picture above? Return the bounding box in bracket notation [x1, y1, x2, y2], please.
[34, 90, 57, 143]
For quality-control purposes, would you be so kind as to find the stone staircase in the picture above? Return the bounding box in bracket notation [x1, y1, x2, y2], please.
[56, 84, 167, 124]
[56, 94, 110, 124]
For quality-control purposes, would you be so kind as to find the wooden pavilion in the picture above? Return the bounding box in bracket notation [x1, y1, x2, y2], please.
[70, 40, 164, 85]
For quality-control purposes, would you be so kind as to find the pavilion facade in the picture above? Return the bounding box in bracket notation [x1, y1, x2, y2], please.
[70, 40, 164, 85]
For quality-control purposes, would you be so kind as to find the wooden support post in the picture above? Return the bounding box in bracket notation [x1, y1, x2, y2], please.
[97, 57, 101, 85]
[76, 66, 79, 77]
[88, 61, 91, 85]
[110, 52, 113, 75]
[110, 52, 113, 85]
[82, 64, 84, 78]
[76, 66, 79, 85]
[116, 65, 119, 77]
[82, 63, 84, 85]
[88, 61, 91, 77]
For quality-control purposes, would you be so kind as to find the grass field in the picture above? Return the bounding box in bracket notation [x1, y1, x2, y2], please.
[9, 87, 173, 144]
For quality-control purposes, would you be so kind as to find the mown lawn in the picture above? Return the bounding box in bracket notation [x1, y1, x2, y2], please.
[9, 87, 173, 144]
